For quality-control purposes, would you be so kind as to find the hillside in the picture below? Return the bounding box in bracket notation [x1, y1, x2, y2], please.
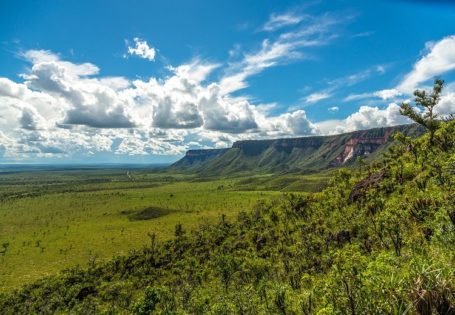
[1, 120, 453, 314]
[168, 149, 229, 171]
[170, 124, 424, 175]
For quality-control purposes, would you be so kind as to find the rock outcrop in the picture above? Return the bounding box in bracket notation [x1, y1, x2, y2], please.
[169, 124, 424, 175]
[168, 149, 228, 170]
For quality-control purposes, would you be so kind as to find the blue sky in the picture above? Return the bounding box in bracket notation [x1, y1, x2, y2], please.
[0, 0, 455, 163]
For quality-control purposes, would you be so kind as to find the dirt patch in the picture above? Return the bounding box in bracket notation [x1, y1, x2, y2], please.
[121, 206, 171, 221]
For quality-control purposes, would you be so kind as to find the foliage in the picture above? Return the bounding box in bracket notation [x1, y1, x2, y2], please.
[400, 79, 444, 144]
[0, 172, 283, 291]
[0, 116, 454, 314]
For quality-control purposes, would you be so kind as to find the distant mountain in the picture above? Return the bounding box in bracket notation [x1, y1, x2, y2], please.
[170, 124, 425, 175]
[168, 148, 229, 171]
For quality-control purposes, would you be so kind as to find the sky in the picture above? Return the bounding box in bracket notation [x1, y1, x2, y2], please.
[0, 0, 455, 164]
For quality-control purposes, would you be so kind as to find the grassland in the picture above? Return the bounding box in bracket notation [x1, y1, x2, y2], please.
[0, 168, 330, 292]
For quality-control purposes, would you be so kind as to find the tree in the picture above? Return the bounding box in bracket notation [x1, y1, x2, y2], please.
[132, 287, 161, 315]
[215, 254, 240, 292]
[174, 223, 185, 238]
[399, 79, 444, 145]
[0, 242, 9, 256]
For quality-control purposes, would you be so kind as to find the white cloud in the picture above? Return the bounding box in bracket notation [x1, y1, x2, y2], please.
[374, 89, 401, 100]
[220, 39, 301, 94]
[398, 35, 455, 94]
[304, 92, 331, 103]
[220, 13, 341, 94]
[5, 20, 452, 162]
[316, 103, 411, 134]
[344, 89, 402, 102]
[435, 92, 455, 116]
[328, 106, 339, 112]
[351, 31, 375, 38]
[278, 110, 316, 135]
[23, 50, 100, 76]
[200, 86, 258, 133]
[20, 106, 47, 130]
[347, 66, 386, 85]
[20, 51, 137, 129]
[126, 38, 156, 61]
[327, 65, 388, 91]
[343, 103, 410, 131]
[311, 65, 388, 104]
[0, 78, 27, 98]
[0, 48, 410, 161]
[131, 61, 218, 130]
[263, 12, 303, 32]
[349, 35, 455, 104]
[0, 44, 323, 160]
[343, 93, 370, 102]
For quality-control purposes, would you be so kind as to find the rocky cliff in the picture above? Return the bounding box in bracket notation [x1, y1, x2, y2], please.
[168, 148, 229, 170]
[170, 124, 424, 175]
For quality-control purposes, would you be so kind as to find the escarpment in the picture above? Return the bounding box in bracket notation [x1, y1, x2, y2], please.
[170, 124, 424, 175]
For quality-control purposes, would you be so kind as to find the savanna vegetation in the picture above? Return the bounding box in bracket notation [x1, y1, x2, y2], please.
[0, 171, 297, 291]
[0, 81, 454, 314]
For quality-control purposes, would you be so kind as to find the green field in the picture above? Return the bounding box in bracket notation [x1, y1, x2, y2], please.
[0, 169, 328, 291]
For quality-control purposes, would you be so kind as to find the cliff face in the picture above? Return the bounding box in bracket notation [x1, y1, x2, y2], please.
[170, 124, 424, 175]
[329, 129, 394, 166]
[232, 137, 326, 155]
[185, 149, 228, 158]
[169, 148, 228, 170]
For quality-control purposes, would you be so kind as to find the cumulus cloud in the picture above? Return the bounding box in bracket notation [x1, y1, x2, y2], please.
[126, 38, 156, 61]
[328, 106, 339, 112]
[63, 104, 135, 128]
[132, 61, 215, 129]
[0, 78, 27, 98]
[317, 103, 411, 134]
[23, 50, 100, 76]
[153, 99, 203, 129]
[342, 103, 410, 131]
[435, 92, 455, 116]
[20, 106, 46, 130]
[278, 110, 316, 135]
[20, 50, 137, 129]
[374, 89, 402, 100]
[0, 44, 320, 160]
[3, 25, 452, 162]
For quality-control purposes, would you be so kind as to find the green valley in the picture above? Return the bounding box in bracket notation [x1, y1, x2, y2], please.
[0, 170, 300, 291]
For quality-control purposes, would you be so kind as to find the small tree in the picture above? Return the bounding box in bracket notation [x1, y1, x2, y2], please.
[132, 286, 161, 315]
[0, 242, 9, 256]
[399, 79, 444, 145]
[215, 254, 240, 292]
[174, 223, 185, 238]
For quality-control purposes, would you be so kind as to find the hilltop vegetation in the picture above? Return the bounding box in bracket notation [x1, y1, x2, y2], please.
[170, 124, 424, 176]
[1, 97, 453, 313]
